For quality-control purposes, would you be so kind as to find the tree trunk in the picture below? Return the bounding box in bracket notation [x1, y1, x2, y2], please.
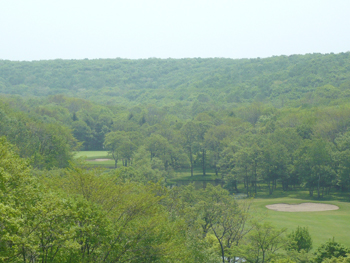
[22, 247, 26, 263]
[212, 227, 225, 263]
[254, 161, 257, 194]
[246, 168, 249, 197]
[189, 147, 193, 177]
[202, 149, 206, 176]
[309, 187, 314, 197]
[317, 174, 321, 199]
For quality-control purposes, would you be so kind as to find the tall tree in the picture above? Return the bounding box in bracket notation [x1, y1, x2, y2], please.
[181, 121, 199, 177]
[104, 131, 126, 168]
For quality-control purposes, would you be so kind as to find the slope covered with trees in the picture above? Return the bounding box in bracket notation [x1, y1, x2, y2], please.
[1, 52, 350, 108]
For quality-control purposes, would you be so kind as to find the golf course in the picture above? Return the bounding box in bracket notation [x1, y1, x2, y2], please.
[74, 151, 114, 167]
[253, 197, 350, 248]
[75, 150, 350, 250]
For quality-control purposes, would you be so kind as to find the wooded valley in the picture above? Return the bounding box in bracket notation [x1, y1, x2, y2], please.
[1, 53, 350, 262]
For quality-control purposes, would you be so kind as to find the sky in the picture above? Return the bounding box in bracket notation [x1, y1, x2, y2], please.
[1, 0, 349, 61]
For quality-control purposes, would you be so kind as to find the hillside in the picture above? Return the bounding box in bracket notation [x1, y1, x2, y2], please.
[1, 52, 350, 108]
[2, 53, 350, 262]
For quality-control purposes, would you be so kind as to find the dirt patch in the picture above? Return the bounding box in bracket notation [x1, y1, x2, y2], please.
[87, 159, 112, 162]
[266, 203, 339, 212]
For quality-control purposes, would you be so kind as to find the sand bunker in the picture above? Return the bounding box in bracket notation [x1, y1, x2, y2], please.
[266, 203, 339, 212]
[88, 159, 112, 162]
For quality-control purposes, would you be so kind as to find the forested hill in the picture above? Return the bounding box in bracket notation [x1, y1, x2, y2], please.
[3, 53, 350, 261]
[1, 52, 350, 107]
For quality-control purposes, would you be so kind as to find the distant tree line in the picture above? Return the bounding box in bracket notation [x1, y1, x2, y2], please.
[1, 53, 350, 108]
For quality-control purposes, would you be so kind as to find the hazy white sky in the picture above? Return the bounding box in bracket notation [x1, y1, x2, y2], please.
[1, 0, 349, 61]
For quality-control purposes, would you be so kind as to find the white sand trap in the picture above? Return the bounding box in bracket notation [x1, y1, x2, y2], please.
[88, 159, 112, 162]
[266, 203, 339, 212]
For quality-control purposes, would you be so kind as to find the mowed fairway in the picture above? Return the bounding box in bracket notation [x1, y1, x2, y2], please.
[253, 197, 350, 249]
[74, 151, 116, 167]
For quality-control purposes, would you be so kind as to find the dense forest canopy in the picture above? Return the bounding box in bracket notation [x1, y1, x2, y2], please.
[1, 52, 350, 262]
[1, 52, 350, 108]
[2, 53, 350, 191]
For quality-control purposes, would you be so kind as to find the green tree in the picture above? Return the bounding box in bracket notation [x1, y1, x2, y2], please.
[0, 137, 101, 262]
[294, 139, 334, 198]
[72, 120, 93, 150]
[287, 226, 313, 252]
[234, 146, 255, 197]
[189, 184, 252, 263]
[181, 121, 199, 177]
[261, 141, 289, 194]
[145, 133, 172, 168]
[104, 131, 126, 168]
[196, 121, 212, 176]
[205, 125, 233, 176]
[314, 239, 350, 263]
[322, 254, 350, 263]
[240, 222, 287, 263]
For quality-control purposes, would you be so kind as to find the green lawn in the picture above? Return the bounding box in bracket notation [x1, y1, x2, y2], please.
[74, 151, 110, 159]
[74, 151, 117, 167]
[252, 197, 350, 249]
[171, 166, 219, 181]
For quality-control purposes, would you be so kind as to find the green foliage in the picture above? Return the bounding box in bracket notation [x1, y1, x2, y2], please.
[1, 138, 214, 262]
[0, 103, 77, 169]
[314, 239, 350, 263]
[2, 53, 350, 108]
[240, 222, 287, 263]
[287, 226, 313, 252]
[270, 258, 296, 263]
[173, 184, 253, 263]
[285, 249, 314, 263]
[4, 53, 350, 262]
[322, 254, 350, 263]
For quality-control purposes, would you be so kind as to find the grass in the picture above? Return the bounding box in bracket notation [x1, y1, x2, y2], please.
[171, 173, 219, 182]
[74, 151, 110, 159]
[171, 167, 220, 181]
[74, 151, 350, 248]
[252, 196, 350, 249]
[74, 151, 116, 167]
